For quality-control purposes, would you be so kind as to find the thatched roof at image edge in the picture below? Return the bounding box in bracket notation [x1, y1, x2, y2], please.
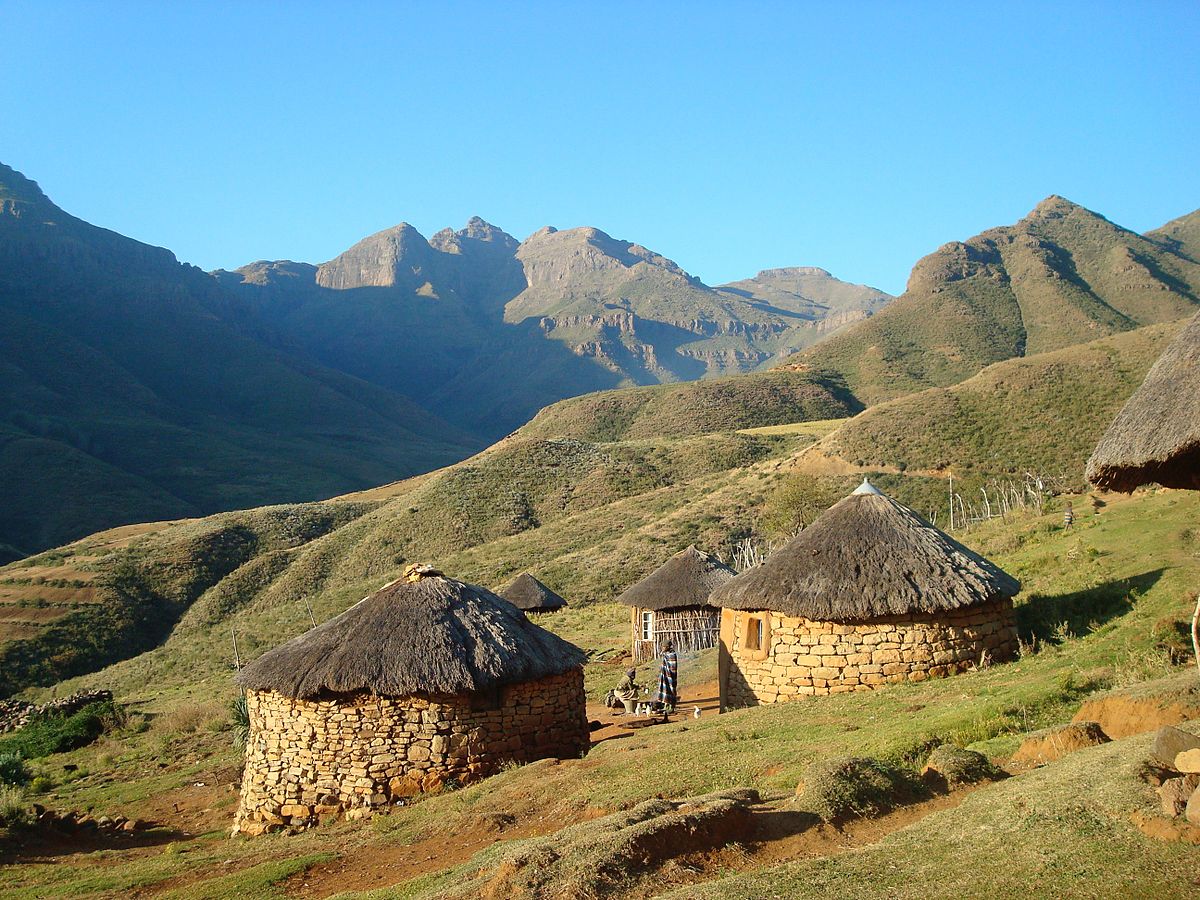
[711, 481, 1020, 621]
[1086, 310, 1200, 493]
[498, 572, 568, 612]
[236, 573, 586, 700]
[615, 545, 736, 611]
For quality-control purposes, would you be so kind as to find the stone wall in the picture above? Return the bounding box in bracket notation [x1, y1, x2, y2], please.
[235, 669, 588, 834]
[721, 599, 1017, 708]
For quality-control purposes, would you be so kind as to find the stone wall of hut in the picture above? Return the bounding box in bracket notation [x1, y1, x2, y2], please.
[234, 669, 587, 834]
[720, 599, 1017, 708]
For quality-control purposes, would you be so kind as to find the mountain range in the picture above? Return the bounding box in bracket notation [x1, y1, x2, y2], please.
[0, 162, 889, 557]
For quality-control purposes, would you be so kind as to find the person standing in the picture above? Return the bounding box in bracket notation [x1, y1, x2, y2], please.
[655, 641, 678, 715]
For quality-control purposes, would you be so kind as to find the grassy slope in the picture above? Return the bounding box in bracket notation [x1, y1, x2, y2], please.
[0, 315, 1178, 696]
[515, 369, 862, 442]
[818, 320, 1183, 485]
[802, 197, 1200, 406]
[2, 490, 1197, 898]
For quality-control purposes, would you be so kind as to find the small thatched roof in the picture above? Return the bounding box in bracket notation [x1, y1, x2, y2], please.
[236, 570, 586, 700]
[498, 573, 567, 612]
[1086, 311, 1200, 492]
[615, 545, 736, 611]
[711, 480, 1020, 620]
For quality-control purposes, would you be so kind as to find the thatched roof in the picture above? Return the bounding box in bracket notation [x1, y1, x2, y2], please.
[236, 571, 586, 699]
[498, 573, 567, 612]
[1086, 311, 1200, 492]
[615, 546, 736, 611]
[711, 480, 1020, 620]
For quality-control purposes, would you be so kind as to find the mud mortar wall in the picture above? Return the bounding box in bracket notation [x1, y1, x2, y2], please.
[235, 669, 587, 833]
[722, 599, 1017, 707]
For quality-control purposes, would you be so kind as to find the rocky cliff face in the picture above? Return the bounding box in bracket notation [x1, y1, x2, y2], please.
[225, 217, 892, 436]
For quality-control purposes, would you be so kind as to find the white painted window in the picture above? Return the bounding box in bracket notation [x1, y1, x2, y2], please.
[640, 610, 653, 641]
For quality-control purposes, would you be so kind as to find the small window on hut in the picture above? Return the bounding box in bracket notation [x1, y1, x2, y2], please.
[640, 610, 653, 641]
[742, 613, 770, 661]
[469, 685, 503, 711]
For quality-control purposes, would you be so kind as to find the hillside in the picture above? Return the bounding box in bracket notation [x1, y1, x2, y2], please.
[0, 314, 1180, 697]
[516, 368, 861, 442]
[802, 196, 1200, 405]
[222, 221, 890, 438]
[0, 163, 478, 558]
[814, 320, 1184, 485]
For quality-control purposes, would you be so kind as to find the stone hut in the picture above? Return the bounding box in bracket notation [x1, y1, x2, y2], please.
[713, 480, 1020, 709]
[233, 568, 589, 834]
[498, 572, 568, 613]
[617, 546, 735, 663]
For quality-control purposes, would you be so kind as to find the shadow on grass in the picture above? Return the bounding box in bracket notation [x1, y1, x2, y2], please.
[1016, 569, 1165, 644]
[8, 823, 189, 860]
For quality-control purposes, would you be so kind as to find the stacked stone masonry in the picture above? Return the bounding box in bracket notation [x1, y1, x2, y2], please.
[235, 670, 587, 833]
[723, 598, 1017, 707]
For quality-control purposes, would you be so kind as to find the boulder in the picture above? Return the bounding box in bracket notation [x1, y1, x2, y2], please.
[1150, 726, 1200, 768]
[1175, 748, 1200, 774]
[1157, 774, 1200, 817]
[1188, 788, 1200, 827]
[1012, 721, 1109, 765]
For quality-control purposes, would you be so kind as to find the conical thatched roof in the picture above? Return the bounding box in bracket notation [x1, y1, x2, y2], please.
[615, 545, 736, 611]
[498, 573, 567, 612]
[1086, 311, 1200, 492]
[712, 480, 1020, 620]
[236, 572, 586, 699]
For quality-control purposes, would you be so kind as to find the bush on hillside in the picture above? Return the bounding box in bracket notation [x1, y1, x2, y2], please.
[922, 744, 1002, 787]
[0, 701, 123, 760]
[799, 756, 927, 822]
[0, 753, 30, 787]
[0, 785, 29, 829]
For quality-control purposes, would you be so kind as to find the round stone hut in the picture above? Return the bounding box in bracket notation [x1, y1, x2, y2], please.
[498, 572, 568, 613]
[713, 480, 1020, 709]
[617, 546, 735, 663]
[233, 568, 589, 834]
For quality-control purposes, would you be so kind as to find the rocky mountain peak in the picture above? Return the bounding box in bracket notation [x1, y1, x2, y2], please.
[316, 222, 435, 290]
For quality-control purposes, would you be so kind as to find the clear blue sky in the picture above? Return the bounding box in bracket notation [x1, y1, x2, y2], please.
[2, 1, 1197, 295]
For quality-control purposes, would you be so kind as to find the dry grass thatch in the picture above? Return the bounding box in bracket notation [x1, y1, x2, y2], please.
[497, 573, 567, 612]
[712, 482, 1019, 620]
[236, 574, 586, 699]
[1086, 310, 1200, 492]
[615, 545, 736, 611]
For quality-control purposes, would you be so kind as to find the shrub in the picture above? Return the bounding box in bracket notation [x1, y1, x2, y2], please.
[0, 753, 30, 787]
[0, 701, 121, 760]
[0, 785, 29, 828]
[231, 695, 249, 749]
[28, 774, 55, 794]
[799, 756, 927, 822]
[922, 744, 1002, 787]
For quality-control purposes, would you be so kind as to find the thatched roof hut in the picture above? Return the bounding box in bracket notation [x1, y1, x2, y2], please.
[1086, 311, 1200, 492]
[237, 573, 585, 699]
[616, 546, 735, 612]
[713, 480, 1020, 620]
[497, 573, 568, 613]
[234, 568, 590, 834]
[714, 481, 1020, 708]
[616, 546, 734, 663]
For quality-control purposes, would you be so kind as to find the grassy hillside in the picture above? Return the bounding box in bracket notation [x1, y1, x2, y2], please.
[516, 368, 861, 442]
[803, 197, 1200, 405]
[0, 312, 1180, 697]
[818, 320, 1183, 486]
[0, 163, 478, 558]
[1, 489, 1196, 898]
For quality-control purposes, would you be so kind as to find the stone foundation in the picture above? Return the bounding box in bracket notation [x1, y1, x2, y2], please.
[234, 669, 588, 834]
[721, 599, 1017, 708]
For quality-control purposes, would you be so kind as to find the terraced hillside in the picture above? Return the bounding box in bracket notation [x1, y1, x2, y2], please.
[802, 197, 1200, 405]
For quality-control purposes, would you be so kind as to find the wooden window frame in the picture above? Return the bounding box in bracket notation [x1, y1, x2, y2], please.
[741, 613, 770, 661]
